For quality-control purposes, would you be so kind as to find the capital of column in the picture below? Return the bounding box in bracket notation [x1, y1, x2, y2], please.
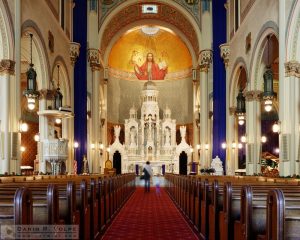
[219, 43, 230, 67]
[70, 42, 81, 65]
[244, 90, 262, 101]
[199, 49, 213, 72]
[0, 59, 15, 75]
[87, 48, 101, 71]
[39, 88, 54, 100]
[229, 106, 236, 115]
[285, 61, 300, 78]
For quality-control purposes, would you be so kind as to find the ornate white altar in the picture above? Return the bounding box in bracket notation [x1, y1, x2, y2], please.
[110, 80, 183, 175]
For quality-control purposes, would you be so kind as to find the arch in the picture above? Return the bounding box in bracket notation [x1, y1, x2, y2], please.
[103, 20, 197, 68]
[21, 20, 51, 90]
[0, 0, 14, 59]
[99, 1, 201, 67]
[249, 21, 278, 90]
[52, 56, 71, 106]
[179, 151, 187, 175]
[229, 58, 248, 107]
[286, 0, 300, 61]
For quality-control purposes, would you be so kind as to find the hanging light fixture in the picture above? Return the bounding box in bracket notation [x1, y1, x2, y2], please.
[236, 88, 246, 125]
[23, 33, 40, 110]
[54, 65, 63, 110]
[263, 35, 275, 112]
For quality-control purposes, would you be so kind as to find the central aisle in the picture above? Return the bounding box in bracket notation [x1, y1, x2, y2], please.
[102, 187, 198, 240]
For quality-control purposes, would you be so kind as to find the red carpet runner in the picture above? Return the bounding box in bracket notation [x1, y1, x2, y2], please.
[102, 188, 198, 239]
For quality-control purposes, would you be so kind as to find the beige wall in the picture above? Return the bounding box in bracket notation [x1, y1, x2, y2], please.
[107, 78, 193, 124]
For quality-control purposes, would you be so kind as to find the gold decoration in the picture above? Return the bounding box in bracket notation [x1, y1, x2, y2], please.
[108, 26, 192, 75]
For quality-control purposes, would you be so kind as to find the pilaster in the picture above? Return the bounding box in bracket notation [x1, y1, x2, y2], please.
[220, 43, 232, 174]
[69, 42, 80, 173]
[87, 48, 101, 173]
[199, 49, 212, 168]
[0, 60, 15, 174]
[244, 90, 262, 175]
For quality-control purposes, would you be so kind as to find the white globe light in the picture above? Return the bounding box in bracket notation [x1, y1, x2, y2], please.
[238, 143, 243, 149]
[272, 123, 280, 133]
[20, 146, 26, 152]
[27, 98, 36, 110]
[265, 104, 272, 112]
[221, 142, 227, 149]
[241, 136, 247, 143]
[238, 119, 245, 125]
[74, 142, 79, 148]
[20, 123, 29, 132]
[275, 148, 280, 154]
[55, 118, 62, 124]
[28, 102, 35, 110]
[34, 134, 40, 142]
[261, 136, 267, 143]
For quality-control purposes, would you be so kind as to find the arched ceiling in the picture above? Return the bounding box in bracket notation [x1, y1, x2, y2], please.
[100, 3, 199, 56]
[108, 25, 192, 79]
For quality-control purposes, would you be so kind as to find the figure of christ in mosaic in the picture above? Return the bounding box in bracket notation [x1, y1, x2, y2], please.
[134, 52, 167, 80]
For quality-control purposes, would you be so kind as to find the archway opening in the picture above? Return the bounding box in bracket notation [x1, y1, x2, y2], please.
[113, 151, 122, 175]
[179, 151, 187, 175]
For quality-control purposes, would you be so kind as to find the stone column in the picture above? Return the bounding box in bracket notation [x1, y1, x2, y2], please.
[280, 61, 300, 175]
[88, 48, 101, 173]
[38, 89, 51, 173]
[228, 107, 237, 174]
[199, 49, 213, 168]
[69, 42, 80, 173]
[101, 75, 108, 171]
[192, 72, 200, 162]
[245, 90, 262, 175]
[220, 43, 231, 174]
[0, 60, 15, 174]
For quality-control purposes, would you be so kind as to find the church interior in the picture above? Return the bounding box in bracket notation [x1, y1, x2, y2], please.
[0, 0, 300, 239]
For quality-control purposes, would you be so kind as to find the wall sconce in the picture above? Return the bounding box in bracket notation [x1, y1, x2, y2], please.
[261, 136, 267, 143]
[240, 135, 247, 143]
[34, 133, 40, 142]
[19, 122, 29, 132]
[55, 118, 62, 124]
[74, 142, 79, 148]
[205, 144, 209, 150]
[221, 142, 227, 149]
[90, 143, 95, 150]
[20, 146, 26, 152]
[272, 121, 280, 133]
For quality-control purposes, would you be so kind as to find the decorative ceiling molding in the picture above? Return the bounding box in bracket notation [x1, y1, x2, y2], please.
[100, 3, 199, 56]
[99, 0, 201, 30]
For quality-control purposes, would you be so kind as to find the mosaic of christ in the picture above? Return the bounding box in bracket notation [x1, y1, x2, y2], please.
[108, 25, 192, 81]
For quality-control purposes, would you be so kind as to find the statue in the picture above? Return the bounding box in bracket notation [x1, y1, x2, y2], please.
[211, 156, 223, 175]
[114, 125, 121, 142]
[165, 128, 171, 146]
[130, 127, 136, 146]
[82, 155, 89, 174]
[180, 126, 186, 142]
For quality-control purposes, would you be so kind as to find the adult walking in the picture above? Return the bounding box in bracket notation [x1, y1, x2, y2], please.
[143, 161, 153, 192]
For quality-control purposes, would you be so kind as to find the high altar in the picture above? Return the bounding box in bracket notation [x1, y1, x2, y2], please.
[109, 80, 191, 175]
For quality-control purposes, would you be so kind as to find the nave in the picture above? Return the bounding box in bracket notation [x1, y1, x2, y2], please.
[102, 187, 198, 240]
